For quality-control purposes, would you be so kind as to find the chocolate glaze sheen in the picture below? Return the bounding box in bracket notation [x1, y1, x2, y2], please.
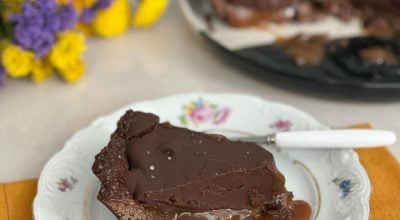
[94, 110, 312, 220]
[124, 112, 287, 211]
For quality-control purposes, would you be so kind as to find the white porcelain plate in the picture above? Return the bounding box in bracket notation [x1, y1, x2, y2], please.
[34, 93, 371, 220]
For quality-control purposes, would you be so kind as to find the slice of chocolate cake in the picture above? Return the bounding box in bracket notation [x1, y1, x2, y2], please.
[92, 110, 311, 220]
[209, 0, 400, 37]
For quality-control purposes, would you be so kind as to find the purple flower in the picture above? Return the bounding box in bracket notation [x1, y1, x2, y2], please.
[31, 31, 55, 58]
[36, 0, 57, 12]
[10, 4, 45, 28]
[95, 0, 112, 9]
[59, 4, 77, 30]
[14, 26, 32, 49]
[80, 8, 96, 23]
[0, 66, 5, 87]
[44, 12, 62, 33]
[79, 0, 111, 23]
[13, 23, 54, 58]
[10, 0, 78, 58]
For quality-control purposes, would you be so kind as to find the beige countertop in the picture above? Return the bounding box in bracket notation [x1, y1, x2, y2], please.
[0, 1, 399, 182]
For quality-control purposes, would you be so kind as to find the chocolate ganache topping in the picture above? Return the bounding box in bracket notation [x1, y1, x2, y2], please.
[210, 0, 400, 36]
[93, 110, 311, 219]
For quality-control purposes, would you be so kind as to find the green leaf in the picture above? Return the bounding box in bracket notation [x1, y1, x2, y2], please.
[179, 115, 188, 126]
[0, 13, 9, 39]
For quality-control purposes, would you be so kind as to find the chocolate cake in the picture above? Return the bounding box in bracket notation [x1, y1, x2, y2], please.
[209, 0, 400, 36]
[92, 110, 311, 220]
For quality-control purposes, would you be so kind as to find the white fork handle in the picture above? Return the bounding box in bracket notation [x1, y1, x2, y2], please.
[276, 129, 396, 148]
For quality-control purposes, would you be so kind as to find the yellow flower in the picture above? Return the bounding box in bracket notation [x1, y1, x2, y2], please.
[132, 0, 169, 27]
[185, 103, 195, 115]
[92, 0, 130, 37]
[49, 32, 86, 71]
[75, 23, 93, 35]
[82, 0, 96, 7]
[31, 60, 53, 83]
[2, 43, 34, 78]
[58, 60, 85, 83]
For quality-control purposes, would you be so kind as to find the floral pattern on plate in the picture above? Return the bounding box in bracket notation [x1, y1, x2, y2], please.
[178, 98, 231, 126]
[57, 177, 78, 192]
[333, 178, 355, 199]
[270, 119, 292, 132]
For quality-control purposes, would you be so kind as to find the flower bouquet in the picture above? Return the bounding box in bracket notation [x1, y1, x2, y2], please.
[0, 0, 168, 85]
